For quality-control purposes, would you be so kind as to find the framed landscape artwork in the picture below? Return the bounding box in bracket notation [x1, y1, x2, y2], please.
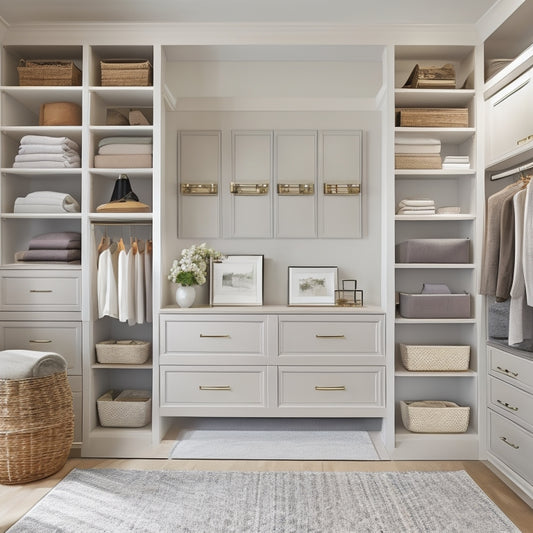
[288, 266, 338, 306]
[210, 255, 264, 306]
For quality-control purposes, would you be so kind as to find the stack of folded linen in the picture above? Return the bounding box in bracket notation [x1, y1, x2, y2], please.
[442, 155, 470, 169]
[397, 198, 436, 215]
[15, 231, 81, 263]
[94, 136, 152, 168]
[395, 135, 442, 169]
[13, 135, 80, 168]
[14, 191, 80, 213]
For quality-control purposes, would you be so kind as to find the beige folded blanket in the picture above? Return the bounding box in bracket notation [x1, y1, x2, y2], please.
[0, 350, 67, 379]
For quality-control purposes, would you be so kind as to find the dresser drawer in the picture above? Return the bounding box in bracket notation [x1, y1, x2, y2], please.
[160, 315, 270, 364]
[0, 269, 81, 311]
[160, 365, 266, 408]
[488, 345, 533, 392]
[278, 366, 385, 408]
[278, 315, 384, 364]
[489, 376, 533, 430]
[489, 409, 533, 485]
[0, 321, 82, 375]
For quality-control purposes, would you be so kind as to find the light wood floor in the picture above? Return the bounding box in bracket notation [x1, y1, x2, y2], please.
[1, 459, 532, 532]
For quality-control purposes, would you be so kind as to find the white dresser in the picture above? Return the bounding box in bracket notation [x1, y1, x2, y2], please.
[159, 307, 385, 419]
[487, 343, 533, 502]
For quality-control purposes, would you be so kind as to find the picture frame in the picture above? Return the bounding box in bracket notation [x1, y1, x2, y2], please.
[288, 266, 338, 306]
[210, 255, 264, 306]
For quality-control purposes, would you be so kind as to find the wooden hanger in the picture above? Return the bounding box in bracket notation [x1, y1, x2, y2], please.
[117, 237, 126, 252]
[97, 233, 110, 257]
[146, 239, 152, 255]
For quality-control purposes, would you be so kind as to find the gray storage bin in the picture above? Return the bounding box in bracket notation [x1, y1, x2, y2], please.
[396, 238, 469, 263]
[399, 292, 471, 318]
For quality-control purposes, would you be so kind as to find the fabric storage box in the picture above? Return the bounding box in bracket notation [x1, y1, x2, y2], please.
[396, 239, 469, 263]
[400, 400, 470, 433]
[39, 102, 82, 126]
[396, 108, 469, 127]
[97, 389, 151, 428]
[95, 340, 151, 365]
[100, 59, 152, 86]
[399, 292, 471, 318]
[17, 59, 82, 86]
[400, 344, 470, 371]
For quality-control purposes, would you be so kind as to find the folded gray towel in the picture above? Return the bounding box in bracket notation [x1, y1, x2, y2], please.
[0, 350, 67, 379]
[28, 232, 81, 250]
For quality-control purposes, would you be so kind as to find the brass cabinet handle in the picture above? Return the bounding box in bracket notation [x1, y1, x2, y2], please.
[496, 399, 519, 411]
[199, 385, 232, 391]
[199, 334, 230, 338]
[29, 289, 52, 293]
[496, 366, 518, 378]
[29, 339, 52, 344]
[315, 334, 345, 339]
[315, 386, 346, 391]
[500, 436, 519, 449]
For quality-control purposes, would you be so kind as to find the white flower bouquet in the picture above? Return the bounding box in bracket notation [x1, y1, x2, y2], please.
[168, 243, 223, 286]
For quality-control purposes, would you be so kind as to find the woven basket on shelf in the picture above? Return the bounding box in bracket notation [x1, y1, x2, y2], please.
[100, 59, 152, 86]
[0, 371, 74, 484]
[95, 340, 151, 365]
[97, 389, 151, 428]
[17, 59, 82, 86]
[400, 344, 470, 371]
[400, 400, 470, 433]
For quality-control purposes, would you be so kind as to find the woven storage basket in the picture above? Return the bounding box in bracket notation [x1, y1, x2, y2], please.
[97, 389, 151, 428]
[100, 59, 152, 86]
[17, 59, 82, 86]
[95, 340, 151, 365]
[400, 400, 470, 433]
[0, 371, 74, 484]
[400, 344, 470, 371]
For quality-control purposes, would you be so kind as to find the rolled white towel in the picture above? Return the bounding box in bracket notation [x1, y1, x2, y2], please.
[19, 135, 80, 151]
[398, 198, 435, 208]
[0, 350, 67, 379]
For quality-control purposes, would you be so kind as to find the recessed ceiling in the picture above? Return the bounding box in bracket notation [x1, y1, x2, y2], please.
[0, 0, 500, 26]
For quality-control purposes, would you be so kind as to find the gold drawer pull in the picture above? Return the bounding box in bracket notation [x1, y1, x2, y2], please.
[496, 366, 518, 378]
[29, 339, 52, 344]
[315, 386, 346, 391]
[500, 436, 519, 449]
[29, 289, 53, 293]
[199, 334, 230, 338]
[517, 134, 533, 146]
[497, 399, 519, 411]
[199, 385, 232, 391]
[315, 334, 345, 339]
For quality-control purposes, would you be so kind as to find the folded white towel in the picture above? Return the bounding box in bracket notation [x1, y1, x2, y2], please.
[397, 208, 436, 215]
[98, 143, 153, 155]
[13, 161, 80, 168]
[14, 192, 80, 213]
[18, 144, 80, 155]
[20, 135, 80, 151]
[398, 198, 435, 208]
[395, 135, 441, 146]
[14, 153, 80, 163]
[0, 349, 67, 379]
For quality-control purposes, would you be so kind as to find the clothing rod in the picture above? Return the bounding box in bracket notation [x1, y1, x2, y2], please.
[491, 159, 533, 180]
[91, 221, 152, 226]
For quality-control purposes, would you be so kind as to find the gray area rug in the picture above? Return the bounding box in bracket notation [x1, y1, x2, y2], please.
[170, 428, 379, 460]
[9, 469, 519, 533]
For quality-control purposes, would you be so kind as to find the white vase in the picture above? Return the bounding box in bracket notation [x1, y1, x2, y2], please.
[175, 285, 196, 308]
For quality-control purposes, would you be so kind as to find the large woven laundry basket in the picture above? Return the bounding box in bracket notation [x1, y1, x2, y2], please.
[0, 371, 74, 484]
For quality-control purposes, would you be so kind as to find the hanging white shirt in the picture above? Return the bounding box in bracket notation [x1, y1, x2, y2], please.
[135, 243, 145, 325]
[97, 245, 118, 319]
[127, 246, 137, 326]
[144, 242, 152, 324]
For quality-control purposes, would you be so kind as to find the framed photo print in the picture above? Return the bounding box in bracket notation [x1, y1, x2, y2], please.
[210, 255, 264, 306]
[288, 266, 338, 306]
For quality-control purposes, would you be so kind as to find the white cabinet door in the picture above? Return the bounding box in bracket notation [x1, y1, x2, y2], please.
[178, 130, 221, 238]
[231, 131, 273, 238]
[487, 68, 533, 164]
[319, 130, 363, 238]
[275, 130, 317, 238]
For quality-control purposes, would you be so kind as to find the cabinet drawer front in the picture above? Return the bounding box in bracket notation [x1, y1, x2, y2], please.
[161, 316, 267, 356]
[279, 316, 383, 355]
[489, 376, 533, 429]
[278, 366, 384, 407]
[160, 366, 266, 406]
[0, 272, 81, 311]
[0, 321, 81, 375]
[488, 346, 533, 391]
[489, 410, 533, 485]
